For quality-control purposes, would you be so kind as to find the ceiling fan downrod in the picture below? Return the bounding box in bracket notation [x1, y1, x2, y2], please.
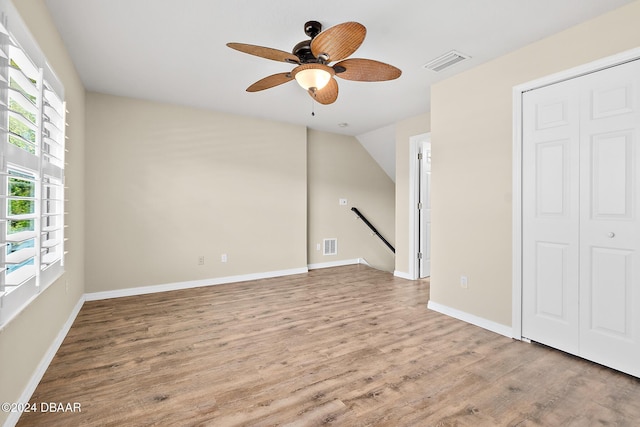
[292, 20, 324, 64]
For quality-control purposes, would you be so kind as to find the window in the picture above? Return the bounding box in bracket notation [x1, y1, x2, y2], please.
[0, 1, 66, 326]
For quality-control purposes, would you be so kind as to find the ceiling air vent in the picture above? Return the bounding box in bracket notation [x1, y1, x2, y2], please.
[423, 50, 470, 72]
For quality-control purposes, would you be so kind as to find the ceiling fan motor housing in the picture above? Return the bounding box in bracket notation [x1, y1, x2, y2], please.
[293, 21, 324, 63]
[292, 40, 316, 63]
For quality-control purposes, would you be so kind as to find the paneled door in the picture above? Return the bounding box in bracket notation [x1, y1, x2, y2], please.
[522, 73, 581, 356]
[577, 61, 640, 376]
[522, 59, 640, 377]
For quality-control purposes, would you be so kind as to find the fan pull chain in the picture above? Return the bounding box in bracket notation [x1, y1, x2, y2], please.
[311, 99, 316, 117]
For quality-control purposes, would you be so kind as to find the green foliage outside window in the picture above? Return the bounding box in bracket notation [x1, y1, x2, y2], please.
[8, 73, 38, 153]
[8, 178, 35, 233]
[9, 99, 36, 123]
[8, 116, 36, 153]
[9, 60, 37, 102]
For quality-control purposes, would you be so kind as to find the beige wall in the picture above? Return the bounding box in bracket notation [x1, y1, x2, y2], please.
[0, 1, 86, 425]
[430, 0, 640, 327]
[85, 93, 307, 292]
[394, 113, 430, 276]
[307, 129, 395, 271]
[7, 2, 635, 422]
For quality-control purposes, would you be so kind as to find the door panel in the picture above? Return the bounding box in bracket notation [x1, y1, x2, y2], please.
[589, 247, 632, 337]
[591, 132, 633, 218]
[578, 59, 640, 377]
[523, 58, 640, 377]
[536, 140, 569, 216]
[522, 82, 580, 355]
[534, 242, 569, 320]
[591, 82, 634, 119]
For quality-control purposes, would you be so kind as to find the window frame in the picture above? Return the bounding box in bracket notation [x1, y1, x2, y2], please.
[0, 0, 66, 327]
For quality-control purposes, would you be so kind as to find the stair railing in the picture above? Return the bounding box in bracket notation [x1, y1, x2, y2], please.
[351, 207, 395, 253]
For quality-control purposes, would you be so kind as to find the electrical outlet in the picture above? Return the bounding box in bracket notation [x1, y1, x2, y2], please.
[198, 256, 205, 265]
[221, 253, 228, 263]
[460, 275, 468, 289]
[316, 243, 321, 251]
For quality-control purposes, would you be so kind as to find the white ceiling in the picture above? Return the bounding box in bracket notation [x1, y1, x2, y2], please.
[44, 0, 633, 137]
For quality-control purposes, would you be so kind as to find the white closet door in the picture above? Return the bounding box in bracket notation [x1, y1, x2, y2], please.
[522, 79, 581, 355]
[578, 60, 640, 377]
[523, 58, 640, 377]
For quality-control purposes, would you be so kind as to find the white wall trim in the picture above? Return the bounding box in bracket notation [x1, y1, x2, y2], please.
[511, 46, 640, 341]
[308, 258, 367, 270]
[407, 132, 431, 280]
[427, 300, 513, 338]
[5, 296, 85, 427]
[512, 81, 524, 341]
[85, 267, 309, 301]
[393, 270, 414, 280]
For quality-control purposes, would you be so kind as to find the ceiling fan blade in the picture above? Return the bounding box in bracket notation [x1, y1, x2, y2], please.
[311, 22, 366, 62]
[227, 42, 300, 64]
[334, 58, 402, 82]
[246, 72, 294, 92]
[308, 77, 338, 105]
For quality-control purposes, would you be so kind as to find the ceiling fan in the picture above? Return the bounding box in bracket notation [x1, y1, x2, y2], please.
[227, 20, 402, 105]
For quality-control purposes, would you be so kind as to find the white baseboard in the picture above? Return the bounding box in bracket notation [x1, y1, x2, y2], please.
[393, 270, 415, 280]
[5, 296, 85, 427]
[85, 267, 309, 301]
[308, 258, 365, 270]
[427, 300, 513, 338]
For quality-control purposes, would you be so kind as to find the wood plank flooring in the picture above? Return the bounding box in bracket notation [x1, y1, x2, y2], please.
[17, 265, 640, 426]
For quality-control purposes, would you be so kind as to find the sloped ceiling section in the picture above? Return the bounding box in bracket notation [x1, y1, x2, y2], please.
[356, 124, 396, 182]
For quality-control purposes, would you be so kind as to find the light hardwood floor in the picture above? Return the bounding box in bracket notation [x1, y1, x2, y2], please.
[17, 265, 640, 426]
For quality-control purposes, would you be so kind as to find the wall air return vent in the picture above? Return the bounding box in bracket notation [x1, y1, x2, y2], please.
[423, 50, 470, 72]
[323, 238, 337, 256]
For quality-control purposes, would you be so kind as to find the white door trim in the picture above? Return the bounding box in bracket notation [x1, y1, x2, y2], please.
[512, 47, 640, 340]
[419, 140, 432, 278]
[409, 133, 431, 280]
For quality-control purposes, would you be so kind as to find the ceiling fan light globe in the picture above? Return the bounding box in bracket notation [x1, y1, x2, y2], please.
[295, 68, 331, 90]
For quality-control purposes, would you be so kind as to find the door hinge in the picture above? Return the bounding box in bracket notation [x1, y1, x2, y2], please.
[418, 152, 423, 160]
[418, 202, 423, 210]
[417, 252, 423, 260]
